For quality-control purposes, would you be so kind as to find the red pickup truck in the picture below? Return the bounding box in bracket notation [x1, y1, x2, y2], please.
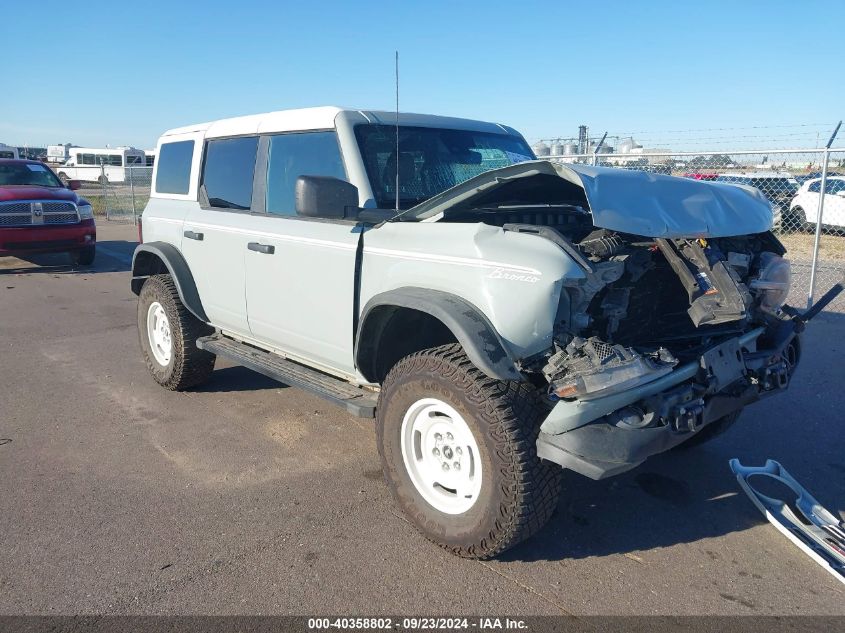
[0, 159, 96, 265]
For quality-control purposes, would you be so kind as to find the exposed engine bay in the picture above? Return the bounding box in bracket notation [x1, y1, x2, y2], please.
[417, 161, 825, 477]
[540, 227, 794, 408]
[442, 201, 797, 435]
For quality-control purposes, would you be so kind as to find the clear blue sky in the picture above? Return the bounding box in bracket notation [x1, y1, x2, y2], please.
[3, 0, 843, 150]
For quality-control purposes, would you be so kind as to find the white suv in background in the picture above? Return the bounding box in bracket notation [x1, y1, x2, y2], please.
[789, 176, 845, 231]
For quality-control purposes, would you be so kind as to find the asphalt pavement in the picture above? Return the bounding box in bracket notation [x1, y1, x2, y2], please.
[0, 221, 843, 615]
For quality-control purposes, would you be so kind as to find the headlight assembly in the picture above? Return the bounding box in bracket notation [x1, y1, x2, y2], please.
[78, 204, 94, 220]
[750, 252, 792, 312]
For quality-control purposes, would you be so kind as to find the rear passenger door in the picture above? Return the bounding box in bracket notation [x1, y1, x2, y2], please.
[181, 135, 260, 336]
[244, 131, 360, 377]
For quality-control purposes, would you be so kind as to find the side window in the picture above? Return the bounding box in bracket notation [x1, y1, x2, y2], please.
[808, 181, 821, 193]
[155, 140, 195, 195]
[265, 131, 346, 216]
[82, 153, 95, 165]
[825, 179, 844, 194]
[202, 136, 259, 210]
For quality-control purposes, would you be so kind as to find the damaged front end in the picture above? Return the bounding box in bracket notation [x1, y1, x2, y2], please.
[535, 229, 801, 479]
[411, 161, 808, 479]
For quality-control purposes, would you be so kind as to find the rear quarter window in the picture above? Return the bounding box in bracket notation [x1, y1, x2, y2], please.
[155, 141, 195, 195]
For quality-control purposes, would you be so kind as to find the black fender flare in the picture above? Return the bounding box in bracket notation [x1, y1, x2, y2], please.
[130, 242, 208, 322]
[355, 287, 522, 382]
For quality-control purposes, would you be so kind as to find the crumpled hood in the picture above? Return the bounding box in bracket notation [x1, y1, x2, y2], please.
[410, 161, 774, 238]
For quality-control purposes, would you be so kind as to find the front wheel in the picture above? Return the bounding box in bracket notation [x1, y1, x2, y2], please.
[788, 206, 813, 233]
[137, 274, 215, 390]
[377, 344, 562, 559]
[71, 245, 95, 266]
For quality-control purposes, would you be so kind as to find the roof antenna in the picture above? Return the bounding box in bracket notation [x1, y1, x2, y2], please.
[394, 50, 400, 211]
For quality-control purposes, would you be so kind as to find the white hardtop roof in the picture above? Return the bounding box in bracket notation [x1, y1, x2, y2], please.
[161, 106, 515, 139]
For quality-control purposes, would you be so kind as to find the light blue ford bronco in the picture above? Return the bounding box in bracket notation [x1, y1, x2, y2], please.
[131, 107, 805, 558]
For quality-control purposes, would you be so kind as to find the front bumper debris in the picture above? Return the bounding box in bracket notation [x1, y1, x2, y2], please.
[730, 459, 845, 586]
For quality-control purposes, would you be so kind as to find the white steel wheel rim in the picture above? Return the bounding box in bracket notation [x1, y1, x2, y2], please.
[400, 398, 483, 515]
[146, 301, 172, 366]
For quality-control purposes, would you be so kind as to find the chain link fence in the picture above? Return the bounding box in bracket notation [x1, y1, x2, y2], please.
[76, 166, 152, 224]
[543, 147, 845, 311]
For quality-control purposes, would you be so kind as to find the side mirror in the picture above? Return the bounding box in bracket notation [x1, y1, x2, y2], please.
[67, 180, 82, 191]
[295, 176, 358, 219]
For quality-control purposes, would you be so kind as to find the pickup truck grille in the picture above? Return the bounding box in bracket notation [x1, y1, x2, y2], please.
[0, 200, 80, 226]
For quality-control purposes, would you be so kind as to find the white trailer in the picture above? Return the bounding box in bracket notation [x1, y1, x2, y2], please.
[0, 143, 19, 159]
[56, 147, 146, 184]
[144, 149, 156, 167]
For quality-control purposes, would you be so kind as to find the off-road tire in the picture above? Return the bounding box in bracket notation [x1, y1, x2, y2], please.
[137, 274, 215, 390]
[376, 344, 563, 559]
[72, 245, 95, 266]
[675, 410, 742, 450]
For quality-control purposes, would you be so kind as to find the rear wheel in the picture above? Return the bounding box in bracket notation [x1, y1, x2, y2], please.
[137, 274, 215, 390]
[377, 344, 562, 559]
[98, 174, 108, 185]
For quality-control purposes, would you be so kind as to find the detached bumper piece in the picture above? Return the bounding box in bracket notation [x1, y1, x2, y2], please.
[730, 459, 845, 586]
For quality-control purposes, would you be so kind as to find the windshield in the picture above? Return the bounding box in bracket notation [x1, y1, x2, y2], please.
[0, 162, 63, 187]
[355, 124, 535, 209]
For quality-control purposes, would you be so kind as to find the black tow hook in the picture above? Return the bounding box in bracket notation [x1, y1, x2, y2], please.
[773, 272, 845, 351]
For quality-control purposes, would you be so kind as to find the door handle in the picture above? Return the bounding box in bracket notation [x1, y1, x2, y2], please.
[248, 242, 275, 255]
[184, 230, 204, 241]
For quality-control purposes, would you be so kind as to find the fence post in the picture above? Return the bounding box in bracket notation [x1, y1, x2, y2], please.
[129, 166, 137, 226]
[101, 163, 108, 221]
[807, 121, 842, 309]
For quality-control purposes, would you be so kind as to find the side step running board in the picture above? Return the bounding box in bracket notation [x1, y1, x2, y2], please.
[197, 335, 378, 418]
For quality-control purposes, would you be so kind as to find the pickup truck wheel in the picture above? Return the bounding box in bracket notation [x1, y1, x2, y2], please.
[377, 344, 562, 559]
[71, 245, 95, 266]
[137, 274, 215, 390]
